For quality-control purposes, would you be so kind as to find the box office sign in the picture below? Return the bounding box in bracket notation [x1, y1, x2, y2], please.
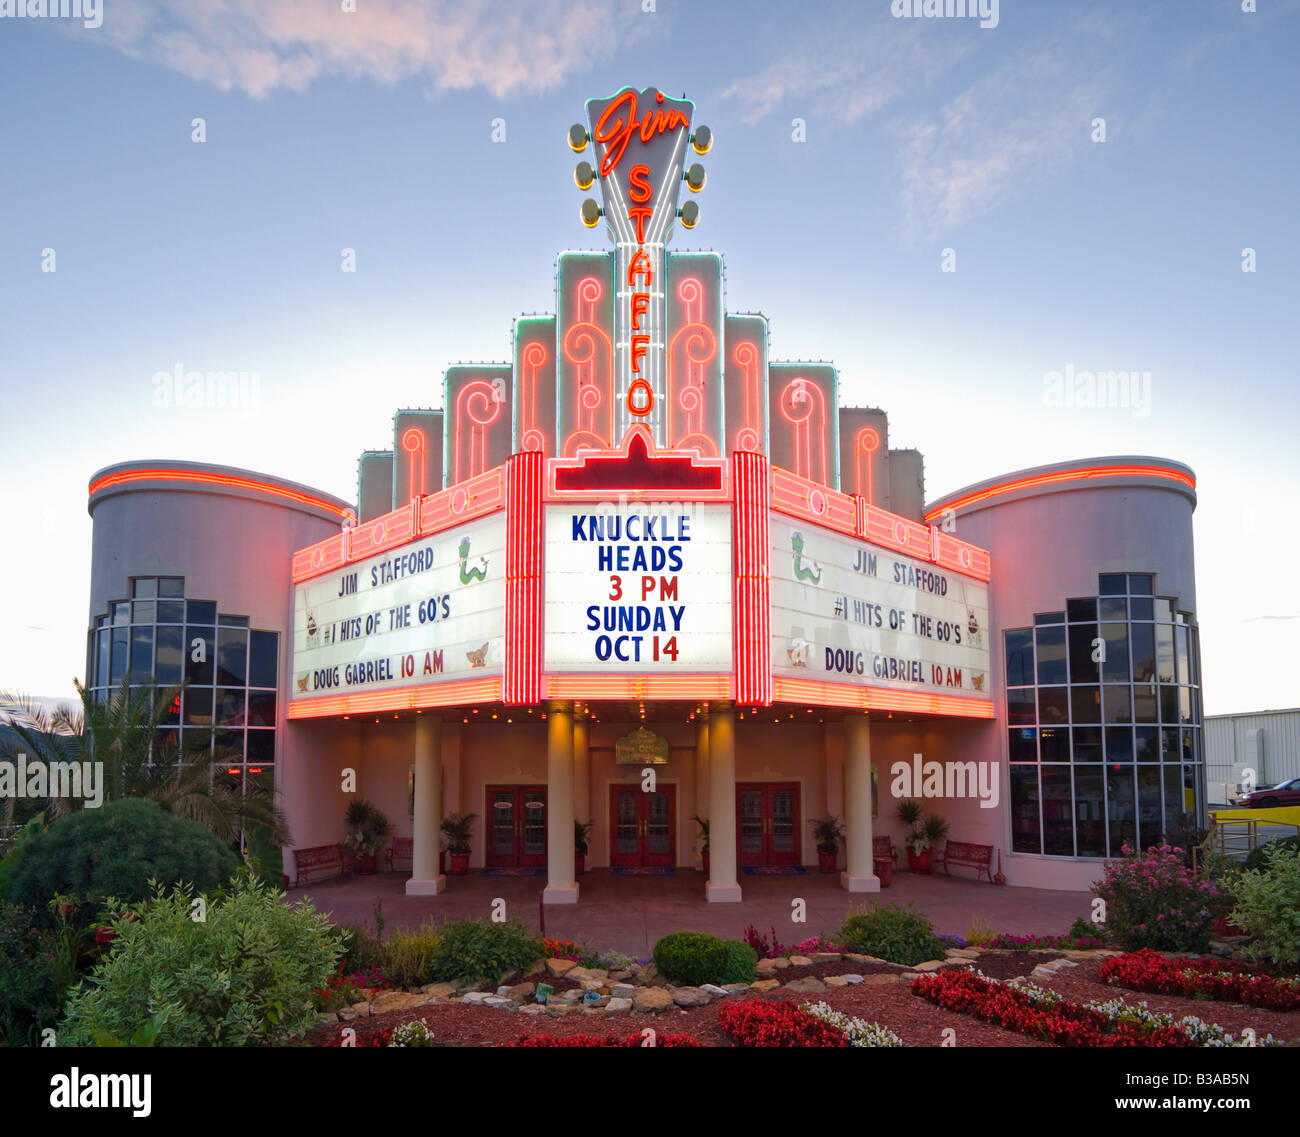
[615, 727, 669, 765]
[770, 518, 990, 698]
[292, 515, 506, 698]
[543, 502, 733, 672]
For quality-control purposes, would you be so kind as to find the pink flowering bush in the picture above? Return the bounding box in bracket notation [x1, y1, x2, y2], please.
[1091, 844, 1222, 953]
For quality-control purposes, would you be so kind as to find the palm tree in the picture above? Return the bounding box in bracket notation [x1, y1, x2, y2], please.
[0, 678, 291, 847]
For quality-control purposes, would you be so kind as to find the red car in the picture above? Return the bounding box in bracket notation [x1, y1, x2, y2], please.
[1238, 777, 1300, 808]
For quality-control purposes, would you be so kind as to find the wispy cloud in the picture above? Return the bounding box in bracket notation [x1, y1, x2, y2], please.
[79, 0, 648, 99]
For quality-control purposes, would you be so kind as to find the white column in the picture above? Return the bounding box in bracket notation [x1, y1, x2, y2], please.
[573, 713, 590, 832]
[406, 715, 446, 896]
[694, 714, 710, 870]
[841, 712, 880, 892]
[544, 701, 579, 904]
[706, 706, 742, 902]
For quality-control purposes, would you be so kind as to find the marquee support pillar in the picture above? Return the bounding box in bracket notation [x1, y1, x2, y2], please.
[841, 712, 880, 893]
[706, 706, 742, 902]
[406, 715, 446, 896]
[694, 713, 710, 871]
[574, 712, 590, 835]
[544, 701, 579, 904]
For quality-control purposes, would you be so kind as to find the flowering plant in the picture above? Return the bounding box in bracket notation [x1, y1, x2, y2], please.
[985, 932, 1106, 951]
[1099, 948, 1300, 1011]
[314, 964, 390, 1011]
[390, 1018, 437, 1047]
[1091, 844, 1222, 953]
[800, 1002, 902, 1046]
[718, 999, 848, 1047]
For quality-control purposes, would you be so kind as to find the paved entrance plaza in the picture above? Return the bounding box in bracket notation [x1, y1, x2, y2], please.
[293, 869, 1094, 958]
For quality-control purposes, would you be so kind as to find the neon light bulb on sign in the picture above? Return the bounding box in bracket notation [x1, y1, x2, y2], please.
[401, 427, 427, 502]
[520, 341, 548, 454]
[561, 276, 615, 455]
[666, 277, 718, 454]
[733, 341, 762, 452]
[854, 426, 881, 504]
[778, 377, 828, 486]
[453, 379, 503, 484]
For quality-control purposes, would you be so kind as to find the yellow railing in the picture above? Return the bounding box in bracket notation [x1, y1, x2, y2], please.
[1192, 813, 1298, 874]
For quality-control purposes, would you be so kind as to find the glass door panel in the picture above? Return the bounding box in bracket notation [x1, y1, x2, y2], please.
[487, 789, 516, 866]
[521, 788, 547, 866]
[738, 788, 764, 864]
[644, 787, 675, 866]
[611, 787, 640, 866]
[770, 787, 797, 863]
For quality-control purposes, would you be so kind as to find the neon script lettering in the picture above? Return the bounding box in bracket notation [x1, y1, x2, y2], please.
[593, 89, 689, 176]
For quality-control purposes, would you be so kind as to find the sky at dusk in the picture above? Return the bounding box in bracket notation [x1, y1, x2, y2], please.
[0, 0, 1297, 714]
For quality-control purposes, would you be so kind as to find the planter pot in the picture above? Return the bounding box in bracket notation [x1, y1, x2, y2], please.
[701, 851, 710, 876]
[449, 851, 470, 875]
[818, 850, 838, 874]
[906, 848, 932, 874]
[355, 854, 377, 876]
[874, 857, 893, 888]
[575, 852, 586, 876]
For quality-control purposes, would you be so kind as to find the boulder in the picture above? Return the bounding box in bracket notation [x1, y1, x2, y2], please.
[369, 991, 430, 1015]
[567, 967, 610, 983]
[461, 991, 493, 1005]
[756, 958, 780, 974]
[336, 1006, 359, 1021]
[823, 975, 850, 987]
[783, 977, 827, 994]
[546, 958, 578, 977]
[422, 982, 458, 998]
[611, 983, 637, 1000]
[699, 984, 730, 999]
[606, 997, 633, 1015]
[633, 987, 675, 1013]
[483, 996, 515, 1010]
[609, 970, 634, 981]
[315, 1011, 339, 1025]
[499, 969, 521, 985]
[810, 952, 841, 963]
[912, 959, 949, 972]
[751, 979, 781, 992]
[770, 956, 791, 970]
[788, 955, 813, 967]
[722, 983, 751, 995]
[841, 974, 864, 986]
[518, 1004, 547, 1017]
[670, 986, 713, 1008]
[508, 982, 537, 1000]
[844, 953, 885, 965]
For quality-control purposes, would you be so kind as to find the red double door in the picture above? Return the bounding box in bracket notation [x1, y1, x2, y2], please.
[737, 783, 801, 866]
[609, 784, 676, 868]
[485, 785, 548, 867]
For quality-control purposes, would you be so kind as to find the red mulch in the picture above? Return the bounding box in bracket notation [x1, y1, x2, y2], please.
[302, 951, 1300, 1047]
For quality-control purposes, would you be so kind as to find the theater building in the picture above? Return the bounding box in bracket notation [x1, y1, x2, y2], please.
[82, 88, 1205, 901]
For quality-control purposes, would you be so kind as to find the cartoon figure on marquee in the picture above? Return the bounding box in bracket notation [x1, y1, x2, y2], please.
[786, 638, 812, 667]
[466, 642, 490, 668]
[790, 531, 823, 585]
[458, 537, 489, 584]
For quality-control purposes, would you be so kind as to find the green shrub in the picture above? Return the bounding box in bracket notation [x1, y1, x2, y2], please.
[1227, 843, 1300, 967]
[1068, 917, 1103, 942]
[387, 921, 443, 987]
[1091, 843, 1221, 953]
[1243, 835, 1300, 873]
[428, 918, 541, 984]
[652, 932, 758, 986]
[838, 903, 946, 966]
[0, 901, 70, 1045]
[6, 799, 241, 927]
[339, 924, 391, 977]
[0, 815, 47, 902]
[59, 873, 344, 1046]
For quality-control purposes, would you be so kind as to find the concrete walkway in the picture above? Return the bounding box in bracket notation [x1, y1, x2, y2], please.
[292, 868, 1093, 958]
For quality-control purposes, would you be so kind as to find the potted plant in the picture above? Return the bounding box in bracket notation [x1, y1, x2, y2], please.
[921, 813, 949, 873]
[811, 815, 845, 873]
[343, 798, 392, 875]
[440, 812, 478, 875]
[692, 815, 710, 876]
[575, 818, 594, 876]
[896, 798, 929, 872]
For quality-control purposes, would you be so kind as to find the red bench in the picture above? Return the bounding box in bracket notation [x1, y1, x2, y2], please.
[385, 837, 414, 872]
[292, 843, 348, 887]
[934, 840, 994, 884]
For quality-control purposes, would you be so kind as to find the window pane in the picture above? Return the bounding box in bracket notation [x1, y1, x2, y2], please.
[249, 631, 278, 688]
[1099, 574, 1126, 595]
[1042, 767, 1074, 855]
[1066, 598, 1097, 622]
[159, 577, 184, 598]
[1105, 726, 1134, 764]
[97, 629, 110, 687]
[186, 627, 214, 685]
[1009, 728, 1038, 762]
[1130, 623, 1156, 683]
[248, 691, 277, 727]
[155, 625, 183, 685]
[1040, 726, 1069, 762]
[1159, 683, 1178, 723]
[132, 600, 155, 624]
[1038, 687, 1069, 725]
[1010, 767, 1041, 854]
[1035, 625, 1067, 685]
[1103, 684, 1131, 724]
[183, 688, 214, 726]
[187, 600, 217, 624]
[1100, 623, 1129, 682]
[130, 626, 153, 682]
[1136, 766, 1162, 849]
[1134, 726, 1160, 762]
[1163, 764, 1187, 830]
[1099, 596, 1127, 621]
[160, 690, 181, 728]
[217, 628, 248, 686]
[1107, 767, 1136, 856]
[132, 578, 157, 599]
[1068, 624, 1099, 683]
[1073, 726, 1103, 763]
[1132, 684, 1158, 723]
[1189, 628, 1200, 687]
[1128, 574, 1153, 595]
[1179, 688, 1193, 725]
[219, 613, 250, 628]
[215, 688, 246, 726]
[1129, 597, 1154, 621]
[157, 600, 185, 624]
[1155, 624, 1175, 683]
[1034, 612, 1064, 626]
[1175, 626, 1190, 685]
[112, 601, 130, 626]
[214, 730, 244, 766]
[1004, 629, 1034, 688]
[247, 729, 275, 766]
[1074, 766, 1106, 856]
[1072, 685, 1100, 723]
[1154, 597, 1174, 622]
[1007, 688, 1036, 725]
[110, 628, 129, 684]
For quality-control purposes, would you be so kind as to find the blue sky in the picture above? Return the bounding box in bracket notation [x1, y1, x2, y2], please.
[0, 0, 1297, 714]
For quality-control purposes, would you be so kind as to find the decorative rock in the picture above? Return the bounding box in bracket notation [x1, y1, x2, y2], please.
[783, 977, 827, 994]
[526, 960, 547, 977]
[508, 982, 537, 1000]
[557, 989, 584, 1004]
[606, 997, 633, 1015]
[823, 975, 850, 987]
[371, 991, 435, 1015]
[483, 996, 514, 1010]
[567, 967, 610, 983]
[315, 1011, 339, 1025]
[841, 974, 864, 985]
[336, 1006, 359, 1021]
[864, 974, 900, 985]
[499, 969, 521, 985]
[899, 972, 922, 984]
[700, 984, 730, 999]
[609, 970, 633, 982]
[548, 1004, 578, 1016]
[546, 958, 579, 977]
[912, 960, 949, 972]
[422, 982, 457, 998]
[497, 986, 512, 997]
[580, 979, 605, 992]
[756, 958, 780, 974]
[462, 991, 492, 1005]
[518, 1004, 547, 1017]
[722, 983, 751, 995]
[751, 979, 781, 991]
[611, 983, 636, 1000]
[771, 956, 791, 970]
[633, 987, 675, 1013]
[788, 955, 813, 967]
[810, 952, 841, 963]
[670, 986, 713, 1008]
[634, 963, 660, 983]
[844, 953, 884, 964]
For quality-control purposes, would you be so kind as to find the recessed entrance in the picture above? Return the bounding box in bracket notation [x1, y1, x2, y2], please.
[609, 784, 676, 868]
[737, 782, 801, 867]
[485, 785, 548, 867]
